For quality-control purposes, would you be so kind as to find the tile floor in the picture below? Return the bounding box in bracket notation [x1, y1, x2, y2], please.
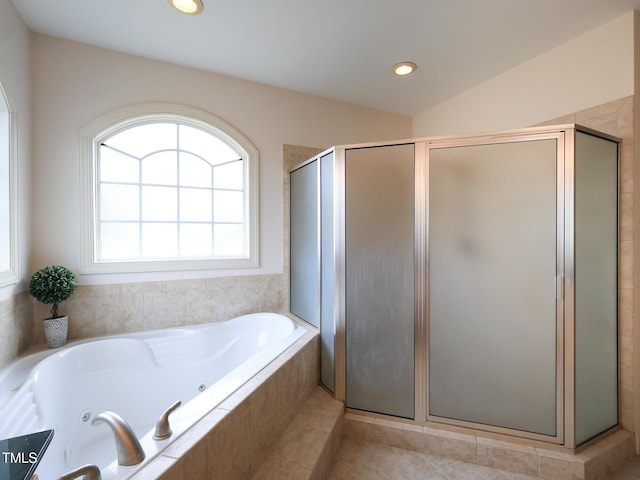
[328, 437, 640, 480]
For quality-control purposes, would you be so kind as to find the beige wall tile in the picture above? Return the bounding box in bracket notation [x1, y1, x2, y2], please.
[620, 140, 634, 194]
[619, 288, 634, 338]
[133, 455, 181, 480]
[576, 430, 635, 480]
[176, 434, 212, 479]
[477, 438, 539, 477]
[25, 274, 288, 338]
[101, 292, 145, 335]
[620, 193, 634, 242]
[576, 110, 618, 136]
[145, 332, 317, 480]
[539, 455, 584, 480]
[143, 290, 187, 329]
[0, 292, 33, 370]
[342, 414, 423, 452]
[185, 288, 226, 325]
[620, 241, 634, 290]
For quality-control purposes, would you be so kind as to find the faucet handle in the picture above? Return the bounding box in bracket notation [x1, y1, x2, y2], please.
[154, 400, 182, 440]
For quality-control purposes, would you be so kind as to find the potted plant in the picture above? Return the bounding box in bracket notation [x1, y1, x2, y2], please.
[28, 265, 76, 348]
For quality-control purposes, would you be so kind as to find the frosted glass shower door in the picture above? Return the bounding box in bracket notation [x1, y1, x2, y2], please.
[290, 160, 319, 328]
[345, 144, 415, 419]
[428, 138, 560, 438]
[573, 131, 618, 445]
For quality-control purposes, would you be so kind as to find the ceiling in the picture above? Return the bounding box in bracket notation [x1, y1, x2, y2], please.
[10, 0, 640, 116]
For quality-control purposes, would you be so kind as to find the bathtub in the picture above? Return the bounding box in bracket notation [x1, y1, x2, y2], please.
[0, 312, 307, 480]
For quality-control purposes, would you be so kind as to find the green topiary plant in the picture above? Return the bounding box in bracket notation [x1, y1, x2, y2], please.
[28, 265, 76, 319]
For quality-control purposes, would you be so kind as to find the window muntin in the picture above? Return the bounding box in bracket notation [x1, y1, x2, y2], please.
[81, 105, 259, 274]
[98, 122, 245, 261]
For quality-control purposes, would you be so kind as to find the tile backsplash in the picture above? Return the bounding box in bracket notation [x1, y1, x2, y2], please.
[29, 274, 288, 345]
[0, 292, 33, 370]
[0, 272, 287, 372]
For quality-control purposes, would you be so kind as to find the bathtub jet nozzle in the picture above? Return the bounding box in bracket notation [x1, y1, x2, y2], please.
[91, 411, 145, 466]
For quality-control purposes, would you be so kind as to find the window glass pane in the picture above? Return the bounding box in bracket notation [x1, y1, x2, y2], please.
[142, 151, 178, 185]
[179, 124, 239, 165]
[180, 223, 212, 256]
[214, 160, 243, 190]
[89, 113, 255, 271]
[106, 123, 177, 158]
[101, 223, 139, 259]
[141, 223, 177, 257]
[180, 152, 211, 188]
[180, 188, 211, 222]
[101, 184, 139, 221]
[213, 224, 244, 256]
[214, 190, 243, 222]
[100, 147, 139, 183]
[0, 108, 9, 274]
[142, 186, 177, 221]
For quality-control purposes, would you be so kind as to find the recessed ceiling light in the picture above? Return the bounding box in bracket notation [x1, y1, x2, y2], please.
[392, 62, 417, 76]
[169, 0, 204, 14]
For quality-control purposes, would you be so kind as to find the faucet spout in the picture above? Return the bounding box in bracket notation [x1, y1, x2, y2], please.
[91, 411, 145, 466]
[58, 464, 102, 480]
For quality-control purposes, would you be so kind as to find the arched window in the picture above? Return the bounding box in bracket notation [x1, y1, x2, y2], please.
[80, 104, 258, 273]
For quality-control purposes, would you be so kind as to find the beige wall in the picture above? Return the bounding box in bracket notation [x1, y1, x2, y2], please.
[29, 34, 412, 284]
[0, 0, 31, 300]
[0, 0, 33, 368]
[412, 12, 635, 137]
[0, 21, 412, 368]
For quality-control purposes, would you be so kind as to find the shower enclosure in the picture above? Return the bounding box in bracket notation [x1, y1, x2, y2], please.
[289, 124, 619, 448]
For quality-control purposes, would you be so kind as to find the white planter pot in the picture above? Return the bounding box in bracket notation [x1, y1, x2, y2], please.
[43, 316, 68, 348]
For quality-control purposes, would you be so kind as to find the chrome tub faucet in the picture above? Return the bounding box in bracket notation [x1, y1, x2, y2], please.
[91, 411, 145, 466]
[57, 464, 101, 480]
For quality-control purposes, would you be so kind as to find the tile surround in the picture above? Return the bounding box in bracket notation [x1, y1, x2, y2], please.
[343, 412, 636, 480]
[0, 292, 33, 371]
[131, 328, 319, 480]
[329, 437, 640, 480]
[249, 386, 344, 480]
[26, 273, 289, 346]
[331, 436, 547, 480]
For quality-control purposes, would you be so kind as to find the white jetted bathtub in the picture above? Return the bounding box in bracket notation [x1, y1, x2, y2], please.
[0, 312, 307, 480]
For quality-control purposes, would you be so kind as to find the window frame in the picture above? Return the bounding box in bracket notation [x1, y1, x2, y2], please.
[79, 103, 259, 274]
[0, 76, 19, 288]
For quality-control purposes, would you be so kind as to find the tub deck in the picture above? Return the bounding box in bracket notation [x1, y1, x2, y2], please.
[130, 326, 319, 479]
